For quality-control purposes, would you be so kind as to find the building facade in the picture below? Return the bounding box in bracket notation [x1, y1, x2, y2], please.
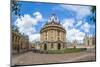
[40, 14, 67, 51]
[12, 31, 29, 54]
[84, 35, 96, 48]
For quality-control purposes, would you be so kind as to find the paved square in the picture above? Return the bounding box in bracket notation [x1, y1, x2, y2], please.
[12, 49, 96, 66]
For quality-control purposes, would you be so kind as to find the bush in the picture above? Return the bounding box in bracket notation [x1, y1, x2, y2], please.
[45, 48, 87, 54]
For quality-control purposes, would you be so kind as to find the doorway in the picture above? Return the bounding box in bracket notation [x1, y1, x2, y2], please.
[44, 44, 47, 50]
[58, 43, 61, 50]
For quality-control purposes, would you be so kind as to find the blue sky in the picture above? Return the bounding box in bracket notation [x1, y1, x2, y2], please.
[12, 1, 96, 43]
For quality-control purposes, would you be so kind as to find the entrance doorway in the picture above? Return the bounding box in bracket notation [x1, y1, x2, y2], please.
[58, 43, 61, 50]
[44, 44, 47, 50]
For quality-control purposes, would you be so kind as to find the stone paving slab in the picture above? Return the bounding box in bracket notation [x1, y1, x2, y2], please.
[11, 49, 96, 66]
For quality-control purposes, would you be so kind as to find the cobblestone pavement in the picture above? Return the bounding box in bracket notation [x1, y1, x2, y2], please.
[11, 49, 96, 66]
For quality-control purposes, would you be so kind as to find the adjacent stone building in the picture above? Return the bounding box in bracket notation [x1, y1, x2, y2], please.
[84, 35, 96, 47]
[40, 14, 67, 51]
[12, 30, 29, 54]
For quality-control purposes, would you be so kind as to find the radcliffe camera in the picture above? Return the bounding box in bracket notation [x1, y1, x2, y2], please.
[11, 1, 96, 66]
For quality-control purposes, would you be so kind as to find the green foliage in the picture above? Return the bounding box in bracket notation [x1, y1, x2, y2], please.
[12, 25, 19, 32]
[44, 48, 87, 54]
[11, 0, 21, 17]
[91, 6, 96, 13]
[90, 6, 96, 22]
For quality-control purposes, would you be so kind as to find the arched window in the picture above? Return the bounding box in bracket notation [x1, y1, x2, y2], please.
[57, 31, 60, 36]
[63, 44, 65, 48]
[88, 40, 89, 46]
[51, 43, 53, 48]
[57, 37, 60, 40]
[45, 31, 47, 40]
[21, 43, 22, 49]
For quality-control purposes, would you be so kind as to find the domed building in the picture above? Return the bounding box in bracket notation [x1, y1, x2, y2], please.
[40, 14, 67, 51]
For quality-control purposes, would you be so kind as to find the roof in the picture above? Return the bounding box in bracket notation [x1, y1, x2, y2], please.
[40, 14, 66, 32]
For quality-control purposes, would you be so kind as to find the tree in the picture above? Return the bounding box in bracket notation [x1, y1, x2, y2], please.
[91, 6, 96, 13]
[90, 6, 96, 22]
[11, 0, 21, 33]
[12, 25, 19, 32]
[11, 0, 21, 17]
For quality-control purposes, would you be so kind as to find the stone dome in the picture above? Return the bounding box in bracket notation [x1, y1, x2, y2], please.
[40, 14, 67, 51]
[40, 14, 66, 33]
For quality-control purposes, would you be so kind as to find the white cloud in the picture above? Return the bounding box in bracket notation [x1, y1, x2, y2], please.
[81, 22, 91, 33]
[61, 5, 92, 20]
[75, 20, 83, 27]
[67, 28, 85, 43]
[33, 12, 42, 21]
[29, 34, 40, 42]
[62, 18, 85, 43]
[62, 18, 95, 43]
[62, 18, 75, 30]
[15, 11, 42, 42]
